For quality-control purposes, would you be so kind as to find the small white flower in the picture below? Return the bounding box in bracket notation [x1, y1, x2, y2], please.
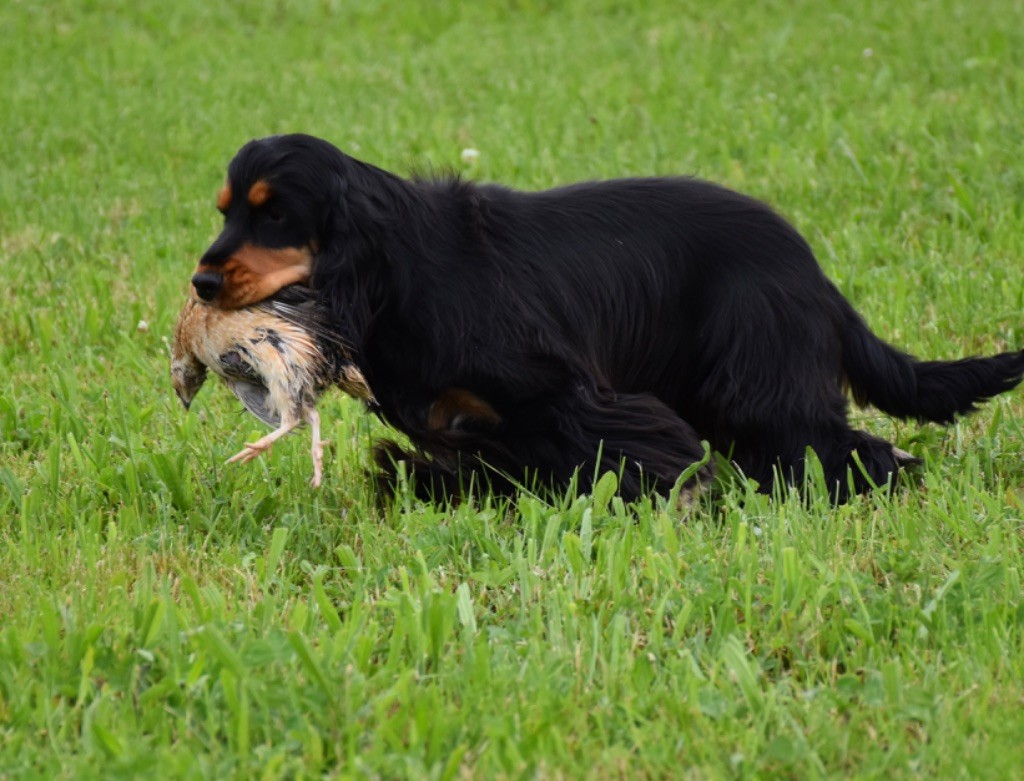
[863, 47, 873, 57]
[461, 148, 481, 165]
[137, 319, 149, 332]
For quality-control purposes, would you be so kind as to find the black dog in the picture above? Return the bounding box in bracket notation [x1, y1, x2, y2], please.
[190, 133, 1024, 502]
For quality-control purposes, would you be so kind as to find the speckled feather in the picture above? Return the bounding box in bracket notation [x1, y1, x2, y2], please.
[170, 285, 373, 486]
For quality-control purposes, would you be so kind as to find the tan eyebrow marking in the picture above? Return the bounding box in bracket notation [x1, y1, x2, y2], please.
[248, 179, 272, 207]
[216, 181, 232, 211]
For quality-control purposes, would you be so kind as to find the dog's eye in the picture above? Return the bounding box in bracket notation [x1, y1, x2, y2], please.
[264, 206, 286, 224]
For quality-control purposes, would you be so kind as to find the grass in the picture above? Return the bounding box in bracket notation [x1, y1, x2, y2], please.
[2, 0, 1024, 777]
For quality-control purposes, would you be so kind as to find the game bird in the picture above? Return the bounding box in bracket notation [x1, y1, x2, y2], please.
[171, 285, 374, 487]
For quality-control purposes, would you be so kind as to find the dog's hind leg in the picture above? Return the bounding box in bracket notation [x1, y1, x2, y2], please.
[795, 427, 919, 502]
[535, 388, 715, 501]
[688, 285, 910, 501]
[836, 430, 920, 500]
[728, 414, 919, 502]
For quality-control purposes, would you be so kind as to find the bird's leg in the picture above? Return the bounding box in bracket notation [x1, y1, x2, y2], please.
[227, 417, 302, 465]
[306, 407, 329, 488]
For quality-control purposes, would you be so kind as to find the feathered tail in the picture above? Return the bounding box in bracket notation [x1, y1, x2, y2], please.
[839, 303, 1024, 423]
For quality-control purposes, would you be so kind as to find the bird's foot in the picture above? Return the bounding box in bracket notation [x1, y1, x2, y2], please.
[227, 440, 272, 464]
[309, 439, 330, 488]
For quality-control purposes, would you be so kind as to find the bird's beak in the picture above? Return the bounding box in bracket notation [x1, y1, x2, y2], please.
[174, 390, 193, 411]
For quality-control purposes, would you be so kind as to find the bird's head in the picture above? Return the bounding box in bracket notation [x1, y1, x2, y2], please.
[171, 298, 212, 410]
[170, 351, 208, 411]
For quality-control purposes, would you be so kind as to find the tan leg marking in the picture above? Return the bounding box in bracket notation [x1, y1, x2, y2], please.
[428, 388, 501, 431]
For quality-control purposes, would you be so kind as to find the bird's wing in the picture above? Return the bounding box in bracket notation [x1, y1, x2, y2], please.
[224, 379, 281, 427]
[256, 286, 353, 353]
[255, 285, 376, 403]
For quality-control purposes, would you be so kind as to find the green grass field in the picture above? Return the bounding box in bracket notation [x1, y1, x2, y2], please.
[2, 0, 1024, 777]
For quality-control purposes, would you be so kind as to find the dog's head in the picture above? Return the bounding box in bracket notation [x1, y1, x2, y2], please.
[192, 134, 393, 310]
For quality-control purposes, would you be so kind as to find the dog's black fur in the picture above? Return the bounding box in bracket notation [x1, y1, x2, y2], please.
[193, 133, 1024, 502]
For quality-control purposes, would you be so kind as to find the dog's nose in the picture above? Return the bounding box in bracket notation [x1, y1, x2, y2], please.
[191, 271, 224, 302]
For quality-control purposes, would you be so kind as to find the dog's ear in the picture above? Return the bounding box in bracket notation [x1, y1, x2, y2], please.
[323, 169, 391, 266]
[311, 167, 393, 327]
